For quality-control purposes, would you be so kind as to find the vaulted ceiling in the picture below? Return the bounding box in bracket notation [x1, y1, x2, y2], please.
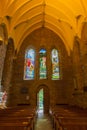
[0, 0, 87, 54]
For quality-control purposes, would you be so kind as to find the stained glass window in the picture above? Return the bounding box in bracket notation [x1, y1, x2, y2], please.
[39, 49, 47, 79]
[24, 49, 35, 80]
[51, 49, 60, 80]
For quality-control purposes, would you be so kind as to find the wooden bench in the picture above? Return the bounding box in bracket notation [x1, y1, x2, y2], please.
[50, 105, 87, 130]
[0, 122, 30, 130]
[56, 117, 87, 130]
[0, 106, 36, 130]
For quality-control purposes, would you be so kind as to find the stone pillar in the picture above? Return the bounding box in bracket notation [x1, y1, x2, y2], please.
[0, 43, 6, 91]
[1, 38, 14, 93]
[72, 37, 83, 91]
[70, 37, 84, 107]
[81, 40, 87, 92]
[80, 23, 87, 92]
[0, 25, 7, 91]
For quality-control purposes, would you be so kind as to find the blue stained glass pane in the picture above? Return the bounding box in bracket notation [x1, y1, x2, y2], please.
[24, 49, 35, 80]
[39, 49, 46, 53]
[52, 49, 60, 80]
[39, 49, 47, 79]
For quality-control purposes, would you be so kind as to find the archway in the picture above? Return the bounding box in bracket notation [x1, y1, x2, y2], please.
[36, 85, 50, 114]
[37, 88, 44, 112]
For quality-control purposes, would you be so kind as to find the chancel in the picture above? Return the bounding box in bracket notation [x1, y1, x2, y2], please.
[0, 0, 87, 130]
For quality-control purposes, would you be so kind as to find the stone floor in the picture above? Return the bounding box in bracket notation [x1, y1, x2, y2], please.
[35, 110, 53, 130]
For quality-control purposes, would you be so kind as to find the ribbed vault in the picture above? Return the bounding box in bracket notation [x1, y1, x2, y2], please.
[0, 0, 87, 55]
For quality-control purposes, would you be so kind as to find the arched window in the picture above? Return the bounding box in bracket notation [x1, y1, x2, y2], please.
[24, 49, 35, 80]
[51, 49, 60, 80]
[39, 49, 47, 79]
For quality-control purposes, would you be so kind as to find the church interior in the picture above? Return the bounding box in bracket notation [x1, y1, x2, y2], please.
[0, 0, 87, 130]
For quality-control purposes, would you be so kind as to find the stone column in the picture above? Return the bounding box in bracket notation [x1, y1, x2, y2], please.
[1, 38, 14, 93]
[72, 37, 83, 91]
[0, 43, 6, 91]
[0, 26, 7, 91]
[81, 40, 87, 90]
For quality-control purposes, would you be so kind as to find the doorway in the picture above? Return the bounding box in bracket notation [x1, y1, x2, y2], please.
[37, 85, 50, 114]
[37, 88, 44, 113]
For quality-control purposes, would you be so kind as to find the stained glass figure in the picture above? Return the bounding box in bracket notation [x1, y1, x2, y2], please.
[52, 49, 60, 80]
[24, 49, 35, 80]
[39, 49, 47, 79]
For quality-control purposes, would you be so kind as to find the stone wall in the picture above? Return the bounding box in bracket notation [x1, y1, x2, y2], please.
[9, 28, 74, 107]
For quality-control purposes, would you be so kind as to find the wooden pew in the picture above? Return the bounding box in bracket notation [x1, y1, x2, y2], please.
[0, 106, 36, 130]
[0, 117, 34, 130]
[56, 117, 87, 130]
[0, 122, 30, 130]
[50, 105, 87, 130]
